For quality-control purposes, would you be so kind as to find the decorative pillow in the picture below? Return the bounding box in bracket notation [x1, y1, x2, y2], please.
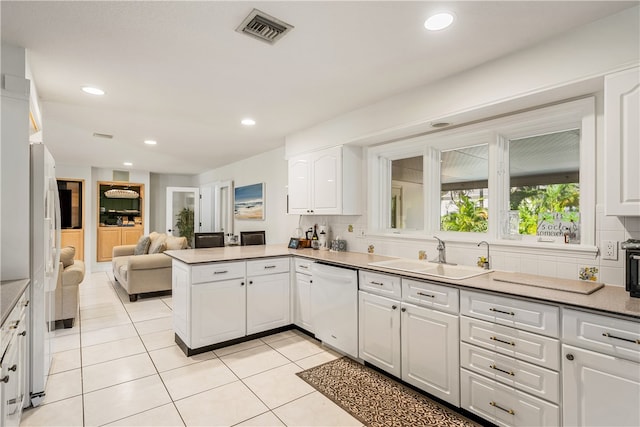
[60, 246, 75, 268]
[165, 235, 188, 250]
[148, 234, 167, 254]
[133, 235, 151, 255]
[149, 241, 166, 254]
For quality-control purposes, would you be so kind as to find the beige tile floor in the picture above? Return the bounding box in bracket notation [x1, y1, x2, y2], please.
[20, 272, 361, 427]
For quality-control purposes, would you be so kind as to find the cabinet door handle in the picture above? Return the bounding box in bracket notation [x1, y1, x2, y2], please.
[417, 292, 435, 298]
[490, 307, 515, 316]
[213, 270, 228, 275]
[489, 364, 515, 376]
[8, 365, 17, 372]
[392, 305, 397, 310]
[369, 281, 384, 286]
[264, 265, 277, 269]
[240, 282, 245, 286]
[299, 265, 309, 269]
[490, 336, 516, 346]
[19, 331, 26, 337]
[566, 353, 574, 361]
[23, 300, 30, 307]
[401, 307, 407, 312]
[602, 332, 640, 344]
[249, 280, 253, 285]
[0, 376, 8, 383]
[490, 401, 515, 415]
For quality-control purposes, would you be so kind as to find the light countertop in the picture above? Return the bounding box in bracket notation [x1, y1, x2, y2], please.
[1, 279, 30, 325]
[165, 245, 640, 319]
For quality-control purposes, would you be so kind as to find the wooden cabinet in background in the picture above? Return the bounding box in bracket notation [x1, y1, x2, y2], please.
[97, 181, 144, 262]
[97, 226, 143, 262]
[122, 227, 143, 246]
[60, 229, 84, 261]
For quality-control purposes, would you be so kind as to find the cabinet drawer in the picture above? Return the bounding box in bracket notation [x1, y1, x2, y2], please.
[563, 308, 640, 362]
[460, 342, 559, 404]
[402, 278, 458, 314]
[246, 257, 290, 276]
[460, 290, 559, 338]
[461, 316, 560, 370]
[461, 369, 560, 427]
[294, 257, 314, 275]
[359, 270, 401, 299]
[192, 262, 245, 284]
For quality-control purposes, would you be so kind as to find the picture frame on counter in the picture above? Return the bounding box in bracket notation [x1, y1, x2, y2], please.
[288, 237, 300, 249]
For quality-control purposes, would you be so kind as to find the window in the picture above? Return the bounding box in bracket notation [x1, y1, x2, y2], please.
[508, 129, 580, 243]
[391, 156, 424, 230]
[440, 144, 489, 233]
[368, 98, 595, 247]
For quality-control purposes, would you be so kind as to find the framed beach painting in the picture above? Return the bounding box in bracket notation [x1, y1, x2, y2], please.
[234, 183, 265, 220]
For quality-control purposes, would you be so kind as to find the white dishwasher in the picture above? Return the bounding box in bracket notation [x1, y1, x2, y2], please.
[311, 263, 358, 358]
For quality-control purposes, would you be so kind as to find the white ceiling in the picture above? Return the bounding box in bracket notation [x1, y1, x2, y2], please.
[2, 1, 636, 175]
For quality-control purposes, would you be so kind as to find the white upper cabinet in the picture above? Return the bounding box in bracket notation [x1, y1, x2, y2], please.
[605, 66, 640, 216]
[287, 145, 362, 215]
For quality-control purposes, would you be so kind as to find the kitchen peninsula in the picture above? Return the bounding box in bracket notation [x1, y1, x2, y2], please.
[166, 245, 640, 427]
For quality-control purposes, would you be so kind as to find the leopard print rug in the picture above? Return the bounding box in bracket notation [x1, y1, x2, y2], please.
[296, 357, 481, 427]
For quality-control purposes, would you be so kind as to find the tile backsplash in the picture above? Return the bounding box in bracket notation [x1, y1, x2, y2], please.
[299, 205, 639, 287]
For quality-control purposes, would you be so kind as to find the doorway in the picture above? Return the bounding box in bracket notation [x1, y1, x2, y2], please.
[166, 187, 200, 248]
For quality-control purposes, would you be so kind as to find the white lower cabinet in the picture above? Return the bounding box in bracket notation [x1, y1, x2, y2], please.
[562, 308, 640, 427]
[293, 258, 314, 333]
[562, 344, 640, 427]
[460, 290, 560, 427]
[358, 291, 401, 377]
[192, 278, 246, 348]
[461, 370, 559, 427]
[358, 277, 460, 407]
[247, 272, 290, 335]
[1, 286, 29, 427]
[172, 257, 290, 352]
[401, 302, 459, 406]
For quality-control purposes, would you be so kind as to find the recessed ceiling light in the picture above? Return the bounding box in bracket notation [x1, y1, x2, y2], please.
[144, 140, 157, 145]
[431, 121, 452, 128]
[81, 86, 105, 95]
[424, 12, 454, 31]
[241, 118, 256, 126]
[123, 162, 133, 166]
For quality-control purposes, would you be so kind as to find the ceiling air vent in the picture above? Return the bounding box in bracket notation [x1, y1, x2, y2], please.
[236, 9, 293, 45]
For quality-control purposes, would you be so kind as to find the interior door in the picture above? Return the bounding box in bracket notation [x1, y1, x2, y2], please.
[166, 187, 200, 247]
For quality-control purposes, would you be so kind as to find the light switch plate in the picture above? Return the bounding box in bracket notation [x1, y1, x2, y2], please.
[602, 240, 618, 260]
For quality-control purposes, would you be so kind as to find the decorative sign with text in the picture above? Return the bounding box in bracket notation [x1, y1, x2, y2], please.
[536, 212, 580, 244]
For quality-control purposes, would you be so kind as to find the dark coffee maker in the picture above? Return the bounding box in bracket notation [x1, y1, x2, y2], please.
[621, 239, 640, 297]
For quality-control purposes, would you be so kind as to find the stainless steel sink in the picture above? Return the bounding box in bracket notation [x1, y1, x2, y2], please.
[368, 258, 492, 280]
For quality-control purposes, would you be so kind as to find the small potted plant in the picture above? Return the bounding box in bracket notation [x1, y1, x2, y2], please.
[175, 207, 195, 247]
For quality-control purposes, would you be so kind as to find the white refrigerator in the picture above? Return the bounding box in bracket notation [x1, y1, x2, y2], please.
[29, 143, 60, 407]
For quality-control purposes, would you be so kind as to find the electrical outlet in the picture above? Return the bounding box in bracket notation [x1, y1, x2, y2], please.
[356, 227, 366, 238]
[602, 240, 618, 260]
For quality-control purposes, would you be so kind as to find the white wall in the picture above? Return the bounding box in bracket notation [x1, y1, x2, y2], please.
[286, 6, 639, 157]
[196, 147, 298, 245]
[149, 173, 197, 233]
[0, 44, 30, 280]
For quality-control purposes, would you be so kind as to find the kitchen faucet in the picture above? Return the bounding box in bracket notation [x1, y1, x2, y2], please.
[432, 236, 447, 264]
[477, 241, 490, 269]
